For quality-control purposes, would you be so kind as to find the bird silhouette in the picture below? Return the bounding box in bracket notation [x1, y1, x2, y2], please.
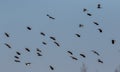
[75, 34, 80, 37]
[70, 56, 78, 60]
[46, 14, 55, 20]
[67, 51, 73, 55]
[97, 4, 101, 9]
[36, 48, 42, 52]
[14, 56, 19, 59]
[4, 43, 11, 48]
[14, 60, 20, 62]
[16, 51, 21, 55]
[37, 52, 42, 56]
[25, 48, 30, 52]
[91, 50, 100, 56]
[83, 8, 87, 12]
[93, 22, 99, 25]
[50, 36, 56, 40]
[112, 39, 115, 44]
[4, 32, 10, 37]
[80, 54, 86, 58]
[87, 13, 92, 16]
[40, 32, 45, 36]
[42, 42, 47, 45]
[98, 59, 103, 63]
[54, 41, 60, 47]
[79, 24, 84, 27]
[49, 65, 54, 70]
[98, 28, 102, 33]
[27, 26, 32, 30]
[25, 62, 31, 66]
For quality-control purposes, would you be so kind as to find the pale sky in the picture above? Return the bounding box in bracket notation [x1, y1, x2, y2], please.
[0, 0, 120, 72]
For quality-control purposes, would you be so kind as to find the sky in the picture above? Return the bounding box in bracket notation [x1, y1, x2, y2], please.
[0, 0, 120, 72]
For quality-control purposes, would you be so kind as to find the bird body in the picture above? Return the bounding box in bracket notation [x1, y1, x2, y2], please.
[75, 34, 80, 37]
[50, 36, 56, 40]
[16, 51, 21, 55]
[46, 14, 55, 20]
[80, 54, 86, 58]
[87, 13, 92, 16]
[49, 65, 54, 70]
[4, 43, 11, 48]
[27, 26, 32, 30]
[25, 48, 30, 52]
[4, 32, 10, 37]
[54, 41, 60, 47]
[67, 51, 73, 55]
[98, 59, 103, 63]
[91, 50, 100, 56]
[40, 32, 45, 36]
[93, 22, 99, 25]
[70, 56, 78, 60]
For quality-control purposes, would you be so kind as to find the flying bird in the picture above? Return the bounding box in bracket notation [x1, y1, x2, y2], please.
[87, 13, 92, 16]
[40, 32, 45, 36]
[14, 56, 19, 59]
[42, 42, 47, 45]
[4, 32, 10, 37]
[70, 56, 78, 60]
[79, 24, 84, 27]
[98, 28, 102, 33]
[26, 26, 32, 30]
[46, 14, 55, 20]
[14, 60, 20, 62]
[25, 62, 31, 66]
[36, 48, 41, 52]
[37, 52, 42, 56]
[83, 8, 87, 12]
[50, 36, 56, 40]
[67, 51, 73, 55]
[80, 54, 86, 58]
[4, 43, 11, 48]
[25, 48, 30, 52]
[75, 34, 80, 37]
[16, 51, 21, 55]
[98, 59, 103, 63]
[93, 22, 99, 25]
[54, 41, 60, 47]
[97, 4, 101, 9]
[112, 39, 115, 44]
[91, 50, 100, 56]
[49, 65, 54, 70]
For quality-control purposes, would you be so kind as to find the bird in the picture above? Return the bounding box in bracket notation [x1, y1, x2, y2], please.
[49, 65, 54, 70]
[70, 56, 78, 60]
[25, 48, 30, 52]
[67, 51, 73, 55]
[40, 32, 45, 36]
[42, 42, 47, 45]
[37, 52, 42, 56]
[112, 39, 115, 44]
[36, 48, 42, 52]
[16, 51, 21, 55]
[80, 54, 86, 58]
[79, 24, 84, 27]
[97, 4, 101, 9]
[4, 43, 11, 48]
[54, 41, 60, 47]
[93, 22, 99, 25]
[26, 26, 32, 30]
[4, 32, 10, 37]
[98, 59, 103, 63]
[14, 60, 20, 62]
[50, 36, 56, 40]
[83, 8, 87, 12]
[46, 14, 55, 20]
[75, 34, 80, 37]
[98, 28, 102, 33]
[14, 56, 19, 59]
[91, 50, 100, 56]
[87, 13, 92, 16]
[25, 62, 31, 66]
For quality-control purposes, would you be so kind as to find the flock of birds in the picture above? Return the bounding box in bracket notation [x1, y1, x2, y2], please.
[2, 3, 117, 72]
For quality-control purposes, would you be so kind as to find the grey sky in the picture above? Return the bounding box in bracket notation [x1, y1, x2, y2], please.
[0, 0, 120, 72]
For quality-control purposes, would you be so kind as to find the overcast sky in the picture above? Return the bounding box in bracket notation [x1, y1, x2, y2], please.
[0, 0, 120, 72]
